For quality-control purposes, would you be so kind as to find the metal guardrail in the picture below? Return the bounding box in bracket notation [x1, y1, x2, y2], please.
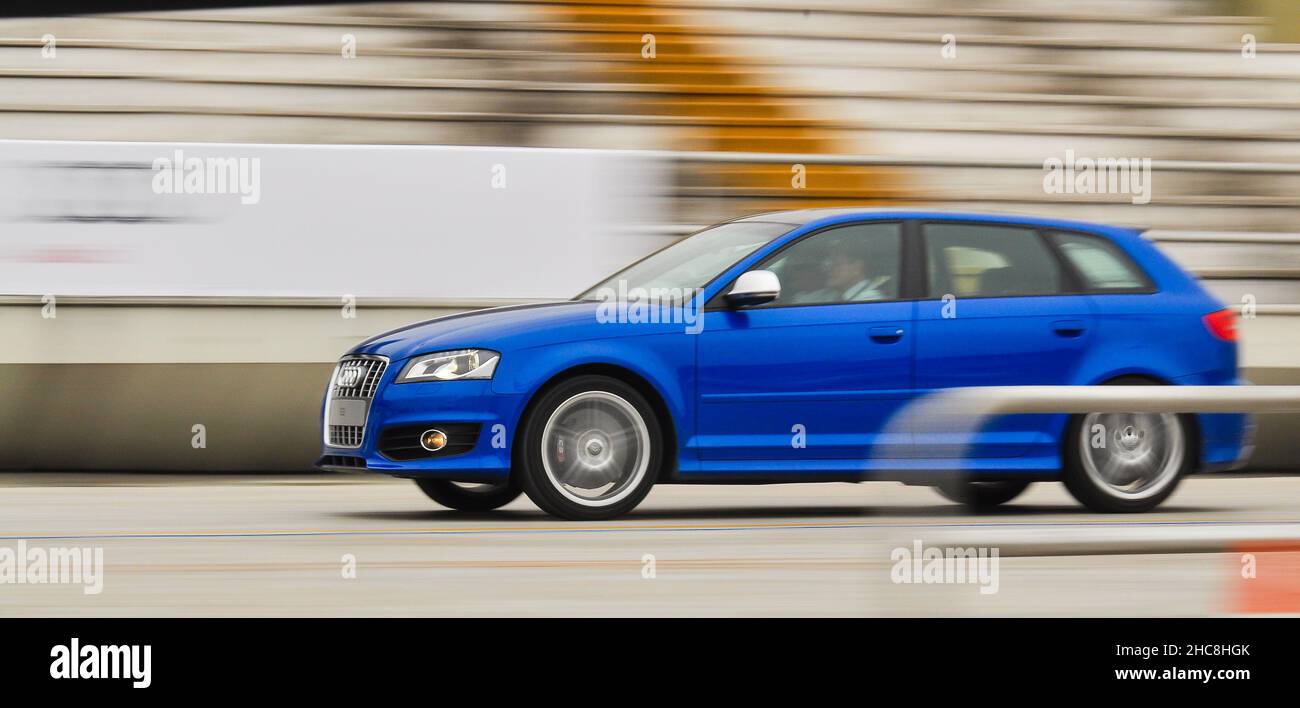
[891, 386, 1300, 465]
[915, 386, 1300, 415]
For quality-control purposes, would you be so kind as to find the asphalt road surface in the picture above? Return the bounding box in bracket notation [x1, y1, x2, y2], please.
[2, 472, 1299, 616]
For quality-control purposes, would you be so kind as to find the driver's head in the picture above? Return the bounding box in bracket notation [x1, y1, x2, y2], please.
[827, 256, 867, 288]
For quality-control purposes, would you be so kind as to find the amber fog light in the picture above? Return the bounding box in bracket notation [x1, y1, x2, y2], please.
[419, 429, 449, 452]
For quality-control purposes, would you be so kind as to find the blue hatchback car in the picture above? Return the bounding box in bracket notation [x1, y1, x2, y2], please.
[319, 209, 1251, 519]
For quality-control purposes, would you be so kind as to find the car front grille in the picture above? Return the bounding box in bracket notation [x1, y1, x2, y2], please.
[326, 355, 388, 449]
[328, 424, 366, 448]
[331, 356, 387, 399]
[317, 455, 367, 471]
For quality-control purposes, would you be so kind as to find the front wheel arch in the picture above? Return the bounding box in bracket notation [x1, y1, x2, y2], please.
[512, 363, 678, 484]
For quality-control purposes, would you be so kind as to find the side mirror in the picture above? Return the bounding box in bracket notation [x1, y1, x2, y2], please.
[725, 270, 780, 308]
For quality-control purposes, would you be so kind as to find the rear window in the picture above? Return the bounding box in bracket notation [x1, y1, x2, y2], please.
[1047, 231, 1153, 292]
[924, 223, 1063, 298]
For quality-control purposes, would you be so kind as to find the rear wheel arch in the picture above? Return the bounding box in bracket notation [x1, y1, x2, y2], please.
[1080, 373, 1202, 470]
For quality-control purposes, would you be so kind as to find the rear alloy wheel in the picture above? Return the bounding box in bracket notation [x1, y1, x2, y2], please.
[518, 375, 663, 520]
[414, 479, 521, 512]
[933, 479, 1031, 509]
[1063, 380, 1192, 513]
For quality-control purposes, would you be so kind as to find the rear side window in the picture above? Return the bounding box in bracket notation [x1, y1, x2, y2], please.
[1047, 231, 1153, 292]
[923, 223, 1062, 298]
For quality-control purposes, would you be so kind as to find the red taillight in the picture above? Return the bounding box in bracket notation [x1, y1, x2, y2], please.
[1203, 308, 1239, 342]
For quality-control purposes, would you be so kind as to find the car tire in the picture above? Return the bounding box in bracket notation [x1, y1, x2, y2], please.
[414, 479, 521, 511]
[1062, 377, 1193, 513]
[933, 479, 1031, 509]
[517, 375, 663, 520]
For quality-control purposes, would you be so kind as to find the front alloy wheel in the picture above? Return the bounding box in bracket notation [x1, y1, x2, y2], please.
[518, 375, 663, 520]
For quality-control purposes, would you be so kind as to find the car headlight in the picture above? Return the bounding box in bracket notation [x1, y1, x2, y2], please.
[396, 349, 500, 383]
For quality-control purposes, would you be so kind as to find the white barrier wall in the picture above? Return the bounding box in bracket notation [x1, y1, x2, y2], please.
[0, 140, 671, 299]
[0, 141, 678, 471]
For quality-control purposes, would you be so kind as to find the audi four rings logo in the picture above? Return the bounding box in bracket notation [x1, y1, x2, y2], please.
[336, 365, 364, 388]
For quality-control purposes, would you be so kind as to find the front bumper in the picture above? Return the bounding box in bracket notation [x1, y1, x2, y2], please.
[319, 377, 524, 480]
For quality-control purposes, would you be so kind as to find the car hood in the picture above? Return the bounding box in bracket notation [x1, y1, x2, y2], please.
[349, 300, 603, 362]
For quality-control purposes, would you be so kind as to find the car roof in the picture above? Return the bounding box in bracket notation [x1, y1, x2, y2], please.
[734, 207, 1140, 235]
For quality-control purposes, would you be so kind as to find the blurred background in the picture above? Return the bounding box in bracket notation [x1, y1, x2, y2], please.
[2, 0, 1299, 471]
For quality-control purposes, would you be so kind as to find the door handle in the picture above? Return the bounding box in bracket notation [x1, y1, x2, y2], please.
[869, 326, 905, 343]
[1051, 320, 1087, 337]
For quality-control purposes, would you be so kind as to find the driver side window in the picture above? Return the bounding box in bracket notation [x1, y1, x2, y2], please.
[755, 222, 902, 307]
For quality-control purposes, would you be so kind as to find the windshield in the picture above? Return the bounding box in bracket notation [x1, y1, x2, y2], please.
[578, 221, 793, 299]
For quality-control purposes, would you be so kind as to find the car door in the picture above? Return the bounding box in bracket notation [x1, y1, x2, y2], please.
[694, 221, 914, 471]
[913, 220, 1094, 459]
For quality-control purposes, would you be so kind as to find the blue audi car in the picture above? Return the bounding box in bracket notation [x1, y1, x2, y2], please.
[319, 209, 1251, 520]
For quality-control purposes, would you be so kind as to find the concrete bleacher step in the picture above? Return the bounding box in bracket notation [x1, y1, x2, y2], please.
[0, 15, 443, 51]
[637, 96, 794, 119]
[0, 47, 522, 83]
